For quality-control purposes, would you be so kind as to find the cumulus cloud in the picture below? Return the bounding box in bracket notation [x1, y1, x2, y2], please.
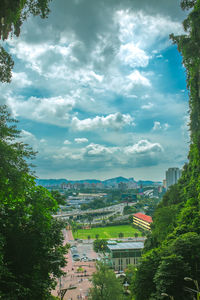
[118, 43, 149, 68]
[116, 10, 184, 50]
[127, 70, 151, 87]
[1, 0, 188, 179]
[72, 112, 134, 131]
[153, 121, 162, 131]
[74, 137, 88, 143]
[12, 72, 32, 86]
[125, 140, 163, 155]
[8, 95, 75, 127]
[141, 102, 154, 109]
[84, 143, 118, 156]
[153, 121, 170, 131]
[43, 138, 164, 174]
[20, 130, 47, 151]
[64, 139, 71, 145]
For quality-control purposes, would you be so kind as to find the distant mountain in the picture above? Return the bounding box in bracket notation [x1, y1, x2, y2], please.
[103, 176, 130, 185]
[35, 179, 68, 186]
[36, 176, 162, 187]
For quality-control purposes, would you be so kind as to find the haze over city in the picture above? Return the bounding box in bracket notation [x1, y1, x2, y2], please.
[1, 0, 189, 181]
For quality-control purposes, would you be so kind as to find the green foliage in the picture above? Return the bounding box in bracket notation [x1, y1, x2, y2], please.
[0, 46, 14, 82]
[88, 262, 124, 300]
[118, 232, 124, 238]
[93, 239, 108, 253]
[51, 190, 66, 205]
[153, 254, 190, 299]
[0, 105, 67, 299]
[123, 205, 136, 215]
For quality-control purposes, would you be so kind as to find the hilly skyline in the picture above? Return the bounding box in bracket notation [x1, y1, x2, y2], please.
[36, 176, 162, 187]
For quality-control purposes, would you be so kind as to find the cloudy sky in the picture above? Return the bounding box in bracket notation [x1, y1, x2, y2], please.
[1, 0, 189, 181]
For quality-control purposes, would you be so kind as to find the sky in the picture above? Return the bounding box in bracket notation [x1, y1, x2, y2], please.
[1, 0, 190, 181]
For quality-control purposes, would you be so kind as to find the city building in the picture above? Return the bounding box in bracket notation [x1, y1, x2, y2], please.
[166, 167, 181, 189]
[106, 241, 144, 271]
[133, 212, 153, 231]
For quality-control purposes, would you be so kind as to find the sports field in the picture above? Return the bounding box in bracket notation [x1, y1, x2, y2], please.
[75, 225, 141, 239]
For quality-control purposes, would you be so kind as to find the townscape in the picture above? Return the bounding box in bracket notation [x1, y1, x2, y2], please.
[1, 1, 200, 300]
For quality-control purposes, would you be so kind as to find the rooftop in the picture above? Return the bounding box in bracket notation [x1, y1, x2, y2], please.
[134, 212, 153, 223]
[107, 242, 144, 251]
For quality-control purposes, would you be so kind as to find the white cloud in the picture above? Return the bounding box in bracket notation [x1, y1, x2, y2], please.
[72, 112, 134, 131]
[20, 130, 46, 152]
[163, 123, 170, 130]
[8, 95, 75, 127]
[74, 138, 89, 143]
[153, 121, 170, 131]
[84, 143, 118, 156]
[64, 139, 71, 145]
[153, 121, 162, 131]
[141, 102, 154, 109]
[116, 10, 184, 50]
[125, 139, 163, 154]
[127, 70, 151, 87]
[12, 72, 32, 86]
[118, 43, 149, 68]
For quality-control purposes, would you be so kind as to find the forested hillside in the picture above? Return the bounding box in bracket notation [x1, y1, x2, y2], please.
[133, 1, 200, 299]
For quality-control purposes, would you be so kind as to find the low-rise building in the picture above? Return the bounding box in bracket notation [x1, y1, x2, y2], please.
[107, 241, 144, 271]
[133, 212, 152, 231]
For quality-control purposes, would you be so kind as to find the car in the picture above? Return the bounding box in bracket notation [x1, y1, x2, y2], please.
[81, 257, 88, 262]
[71, 248, 78, 254]
[72, 254, 80, 261]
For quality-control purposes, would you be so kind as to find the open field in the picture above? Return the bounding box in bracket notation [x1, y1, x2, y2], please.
[74, 225, 142, 239]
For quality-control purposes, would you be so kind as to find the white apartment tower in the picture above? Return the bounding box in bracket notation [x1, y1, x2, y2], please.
[166, 167, 181, 190]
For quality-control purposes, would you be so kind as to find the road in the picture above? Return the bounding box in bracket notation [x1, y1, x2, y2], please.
[53, 202, 130, 220]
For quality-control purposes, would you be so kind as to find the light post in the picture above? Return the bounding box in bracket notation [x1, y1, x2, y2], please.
[184, 277, 200, 300]
[161, 292, 174, 300]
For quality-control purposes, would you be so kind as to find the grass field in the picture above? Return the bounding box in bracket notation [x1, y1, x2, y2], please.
[74, 225, 141, 239]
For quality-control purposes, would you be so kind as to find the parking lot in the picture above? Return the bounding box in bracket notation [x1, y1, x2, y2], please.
[52, 231, 99, 299]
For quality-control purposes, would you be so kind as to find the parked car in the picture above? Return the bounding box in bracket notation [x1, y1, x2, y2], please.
[73, 254, 80, 261]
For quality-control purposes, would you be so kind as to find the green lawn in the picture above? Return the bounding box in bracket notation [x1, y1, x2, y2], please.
[74, 225, 141, 239]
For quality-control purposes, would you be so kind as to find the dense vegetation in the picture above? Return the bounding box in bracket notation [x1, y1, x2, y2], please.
[0, 107, 67, 299]
[88, 262, 124, 300]
[133, 1, 200, 299]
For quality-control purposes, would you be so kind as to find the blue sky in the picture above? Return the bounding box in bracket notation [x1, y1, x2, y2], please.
[1, 0, 189, 181]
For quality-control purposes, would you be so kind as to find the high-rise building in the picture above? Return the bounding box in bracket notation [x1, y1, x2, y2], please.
[166, 167, 181, 189]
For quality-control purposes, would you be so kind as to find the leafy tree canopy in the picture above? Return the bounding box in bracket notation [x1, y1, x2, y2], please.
[88, 262, 124, 300]
[0, 105, 67, 299]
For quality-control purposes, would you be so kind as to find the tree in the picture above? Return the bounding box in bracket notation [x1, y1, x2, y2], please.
[0, 105, 67, 299]
[88, 214, 93, 226]
[0, 0, 52, 82]
[93, 239, 108, 253]
[88, 262, 124, 300]
[133, 249, 161, 300]
[154, 255, 190, 300]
